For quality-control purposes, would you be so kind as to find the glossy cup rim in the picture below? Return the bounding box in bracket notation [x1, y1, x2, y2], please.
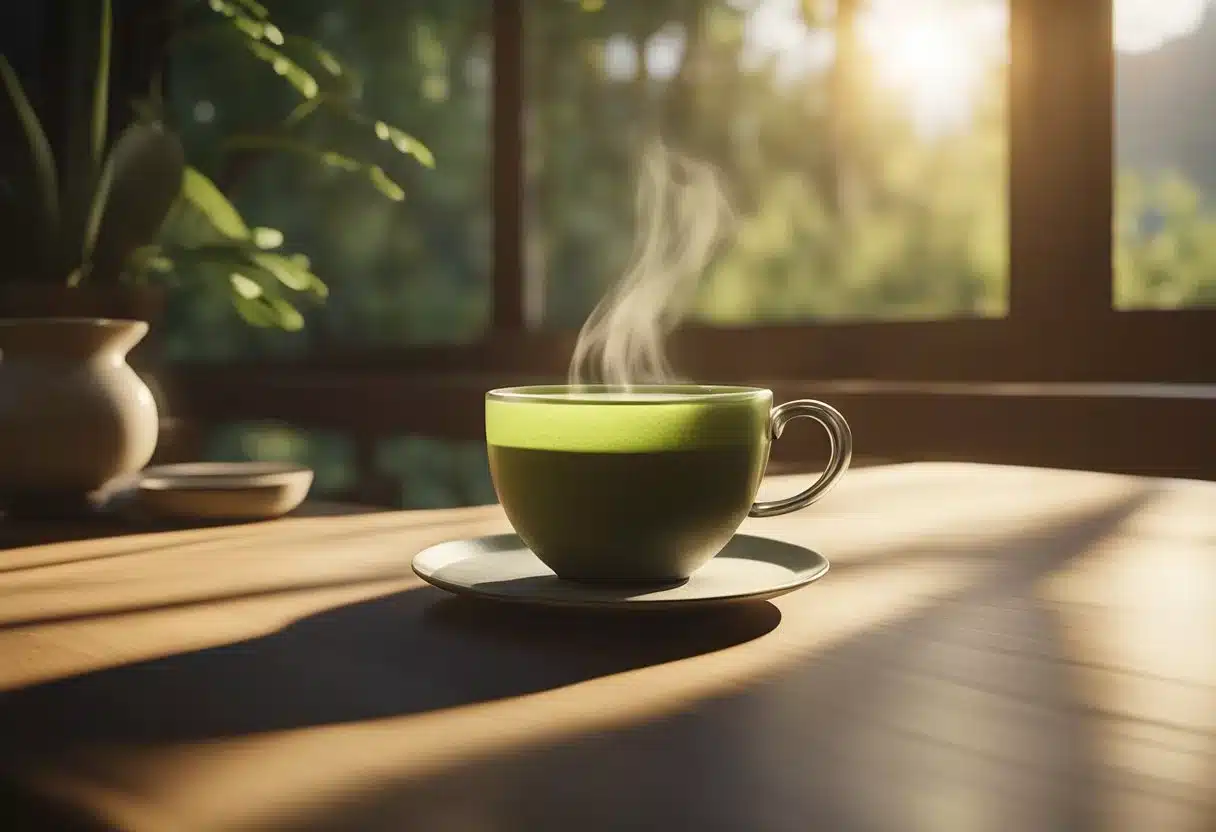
[486, 384, 769, 404]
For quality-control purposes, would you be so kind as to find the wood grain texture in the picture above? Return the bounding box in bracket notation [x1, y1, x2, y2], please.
[0, 464, 1213, 831]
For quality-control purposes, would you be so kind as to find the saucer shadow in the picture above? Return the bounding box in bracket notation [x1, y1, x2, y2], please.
[427, 594, 782, 648]
[0, 587, 781, 762]
[459, 574, 692, 605]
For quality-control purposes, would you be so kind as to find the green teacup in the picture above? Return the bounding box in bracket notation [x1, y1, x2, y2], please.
[486, 385, 852, 583]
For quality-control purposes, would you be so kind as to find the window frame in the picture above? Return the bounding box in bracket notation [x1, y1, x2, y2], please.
[479, 0, 1205, 385]
[146, 0, 1211, 385]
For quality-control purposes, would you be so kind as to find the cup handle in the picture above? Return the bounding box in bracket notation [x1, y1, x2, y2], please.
[749, 400, 853, 519]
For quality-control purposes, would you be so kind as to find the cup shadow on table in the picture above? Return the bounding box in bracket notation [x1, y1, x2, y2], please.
[0, 588, 780, 760]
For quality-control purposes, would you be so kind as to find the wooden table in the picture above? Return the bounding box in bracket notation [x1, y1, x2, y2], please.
[0, 464, 1212, 831]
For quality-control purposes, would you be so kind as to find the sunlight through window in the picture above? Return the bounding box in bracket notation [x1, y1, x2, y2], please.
[861, 2, 1006, 135]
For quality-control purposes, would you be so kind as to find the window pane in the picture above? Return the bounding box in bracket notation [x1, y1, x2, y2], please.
[1115, 0, 1216, 309]
[167, 1, 491, 359]
[525, 0, 1009, 329]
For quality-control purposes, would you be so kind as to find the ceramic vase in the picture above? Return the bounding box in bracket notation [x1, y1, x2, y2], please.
[0, 318, 159, 518]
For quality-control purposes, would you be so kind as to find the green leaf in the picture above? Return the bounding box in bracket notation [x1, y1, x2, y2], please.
[266, 295, 305, 330]
[206, 0, 267, 20]
[308, 273, 329, 298]
[232, 293, 280, 327]
[252, 252, 313, 291]
[283, 97, 323, 127]
[223, 134, 407, 201]
[232, 15, 267, 40]
[228, 0, 269, 19]
[59, 0, 113, 274]
[319, 150, 362, 172]
[278, 36, 354, 94]
[247, 41, 318, 99]
[368, 166, 406, 201]
[373, 121, 435, 168]
[92, 0, 113, 184]
[285, 34, 355, 80]
[195, 12, 344, 101]
[314, 46, 343, 76]
[81, 170, 114, 281]
[231, 291, 304, 331]
[212, 3, 281, 45]
[0, 54, 59, 267]
[229, 271, 262, 299]
[158, 193, 222, 248]
[153, 238, 327, 308]
[252, 227, 284, 249]
[180, 167, 250, 239]
[84, 121, 185, 285]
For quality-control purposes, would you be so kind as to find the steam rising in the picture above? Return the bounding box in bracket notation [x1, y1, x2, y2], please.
[567, 141, 734, 387]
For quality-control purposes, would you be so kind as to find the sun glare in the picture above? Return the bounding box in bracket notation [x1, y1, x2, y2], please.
[861, 2, 1006, 134]
[736, 0, 1211, 134]
[872, 22, 980, 111]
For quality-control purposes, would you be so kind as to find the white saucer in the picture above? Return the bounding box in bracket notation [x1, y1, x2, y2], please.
[412, 534, 830, 610]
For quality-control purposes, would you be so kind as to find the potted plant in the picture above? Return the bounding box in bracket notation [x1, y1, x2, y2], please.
[0, 0, 432, 514]
[0, 0, 320, 515]
[0, 1, 172, 515]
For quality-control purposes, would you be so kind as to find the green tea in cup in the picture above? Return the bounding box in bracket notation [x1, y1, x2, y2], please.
[486, 385, 851, 583]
